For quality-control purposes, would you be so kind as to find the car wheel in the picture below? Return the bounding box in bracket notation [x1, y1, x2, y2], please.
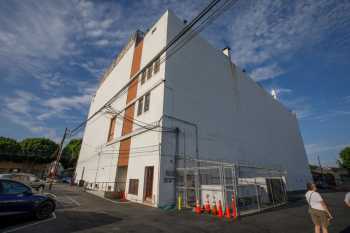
[35, 201, 54, 220]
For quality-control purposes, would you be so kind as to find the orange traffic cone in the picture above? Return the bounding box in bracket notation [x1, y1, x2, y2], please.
[217, 200, 223, 218]
[211, 197, 217, 215]
[232, 194, 237, 219]
[195, 200, 202, 214]
[225, 202, 231, 219]
[204, 196, 211, 214]
[121, 191, 128, 202]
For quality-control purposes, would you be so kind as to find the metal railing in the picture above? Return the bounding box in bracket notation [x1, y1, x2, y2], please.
[83, 181, 126, 194]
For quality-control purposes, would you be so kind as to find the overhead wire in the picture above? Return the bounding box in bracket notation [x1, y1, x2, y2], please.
[67, 0, 227, 138]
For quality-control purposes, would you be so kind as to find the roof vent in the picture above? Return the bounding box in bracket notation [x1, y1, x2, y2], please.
[222, 47, 231, 59]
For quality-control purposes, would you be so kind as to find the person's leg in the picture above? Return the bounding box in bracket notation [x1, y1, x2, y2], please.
[315, 224, 321, 233]
[321, 226, 328, 233]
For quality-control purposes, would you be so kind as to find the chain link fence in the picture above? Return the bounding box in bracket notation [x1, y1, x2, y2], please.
[175, 157, 287, 216]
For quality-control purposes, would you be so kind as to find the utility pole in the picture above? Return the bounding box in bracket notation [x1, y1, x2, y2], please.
[49, 128, 69, 190]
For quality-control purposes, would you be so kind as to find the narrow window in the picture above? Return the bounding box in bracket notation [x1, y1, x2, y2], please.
[128, 179, 139, 195]
[144, 92, 150, 112]
[147, 64, 153, 80]
[141, 70, 146, 85]
[137, 97, 143, 116]
[151, 27, 157, 34]
[154, 57, 160, 73]
[107, 116, 116, 142]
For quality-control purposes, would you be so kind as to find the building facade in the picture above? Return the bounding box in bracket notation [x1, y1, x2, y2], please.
[75, 10, 312, 207]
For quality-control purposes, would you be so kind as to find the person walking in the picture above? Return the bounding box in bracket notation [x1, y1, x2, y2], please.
[305, 183, 333, 233]
[345, 192, 350, 208]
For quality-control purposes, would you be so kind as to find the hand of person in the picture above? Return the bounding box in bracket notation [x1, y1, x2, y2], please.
[328, 213, 333, 219]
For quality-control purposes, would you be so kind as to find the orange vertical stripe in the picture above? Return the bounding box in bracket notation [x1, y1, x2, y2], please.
[118, 35, 143, 167]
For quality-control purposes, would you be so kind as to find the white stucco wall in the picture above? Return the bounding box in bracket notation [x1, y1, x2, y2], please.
[75, 11, 169, 206]
[75, 29, 136, 187]
[76, 10, 311, 208]
[161, 11, 312, 194]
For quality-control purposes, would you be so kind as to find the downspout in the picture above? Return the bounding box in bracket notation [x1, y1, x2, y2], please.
[161, 114, 199, 159]
[160, 114, 200, 205]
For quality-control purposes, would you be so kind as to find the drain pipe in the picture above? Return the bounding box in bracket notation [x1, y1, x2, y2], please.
[161, 114, 199, 159]
[161, 115, 200, 206]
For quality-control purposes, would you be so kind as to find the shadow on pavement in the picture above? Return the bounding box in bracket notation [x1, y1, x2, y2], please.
[339, 226, 350, 233]
[0, 215, 36, 230]
[55, 210, 122, 232]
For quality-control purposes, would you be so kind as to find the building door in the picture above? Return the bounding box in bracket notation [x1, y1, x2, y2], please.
[144, 166, 154, 201]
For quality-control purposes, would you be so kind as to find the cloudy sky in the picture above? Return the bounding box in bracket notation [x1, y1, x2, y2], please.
[0, 0, 349, 166]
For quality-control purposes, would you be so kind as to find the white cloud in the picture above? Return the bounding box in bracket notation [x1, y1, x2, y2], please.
[281, 97, 313, 119]
[224, 0, 350, 81]
[274, 88, 292, 95]
[250, 64, 284, 81]
[43, 95, 91, 112]
[305, 143, 348, 155]
[4, 91, 39, 116]
[95, 39, 109, 47]
[1, 88, 93, 140]
[313, 110, 350, 122]
[1, 91, 59, 140]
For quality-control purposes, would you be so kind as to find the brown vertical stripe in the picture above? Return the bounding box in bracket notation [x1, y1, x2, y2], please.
[118, 35, 143, 167]
[118, 137, 131, 166]
[121, 104, 135, 136]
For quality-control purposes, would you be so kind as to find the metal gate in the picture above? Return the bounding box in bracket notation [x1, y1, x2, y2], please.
[175, 157, 287, 216]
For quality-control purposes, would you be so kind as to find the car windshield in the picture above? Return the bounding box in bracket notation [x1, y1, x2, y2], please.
[0, 174, 12, 179]
[1, 180, 31, 195]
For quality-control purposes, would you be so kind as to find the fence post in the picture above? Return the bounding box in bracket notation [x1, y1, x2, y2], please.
[195, 160, 200, 206]
[279, 171, 286, 203]
[233, 162, 239, 216]
[183, 158, 188, 207]
[219, 163, 225, 208]
[268, 171, 276, 208]
[254, 178, 261, 211]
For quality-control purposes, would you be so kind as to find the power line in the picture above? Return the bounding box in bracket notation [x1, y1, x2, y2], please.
[68, 0, 226, 138]
[104, 106, 175, 133]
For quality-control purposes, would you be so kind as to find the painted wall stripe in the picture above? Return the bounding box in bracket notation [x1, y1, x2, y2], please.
[118, 34, 144, 167]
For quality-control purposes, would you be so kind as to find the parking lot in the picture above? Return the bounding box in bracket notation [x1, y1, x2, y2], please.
[1, 184, 349, 233]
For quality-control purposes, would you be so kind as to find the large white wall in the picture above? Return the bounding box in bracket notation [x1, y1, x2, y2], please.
[75, 11, 169, 206]
[124, 11, 168, 205]
[162, 11, 312, 192]
[75, 32, 136, 186]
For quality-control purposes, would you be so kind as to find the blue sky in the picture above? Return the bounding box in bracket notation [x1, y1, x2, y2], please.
[0, 0, 349, 166]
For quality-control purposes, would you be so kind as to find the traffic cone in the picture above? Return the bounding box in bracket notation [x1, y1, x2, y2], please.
[195, 200, 202, 214]
[120, 191, 127, 202]
[232, 194, 237, 219]
[204, 196, 211, 214]
[211, 197, 217, 215]
[225, 202, 231, 219]
[217, 200, 223, 218]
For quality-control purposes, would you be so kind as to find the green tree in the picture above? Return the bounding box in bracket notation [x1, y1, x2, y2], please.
[61, 139, 82, 169]
[339, 146, 350, 169]
[20, 138, 59, 163]
[0, 137, 22, 161]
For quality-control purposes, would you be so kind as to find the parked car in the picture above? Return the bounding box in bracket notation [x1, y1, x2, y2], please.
[0, 173, 46, 191]
[0, 179, 56, 219]
[61, 176, 72, 184]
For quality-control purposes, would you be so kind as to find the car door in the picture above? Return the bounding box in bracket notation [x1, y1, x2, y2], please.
[0, 180, 34, 216]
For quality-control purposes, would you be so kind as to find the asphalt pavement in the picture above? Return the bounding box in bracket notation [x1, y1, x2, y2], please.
[1, 184, 349, 233]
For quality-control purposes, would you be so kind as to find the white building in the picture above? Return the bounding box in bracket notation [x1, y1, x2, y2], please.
[75, 10, 312, 207]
